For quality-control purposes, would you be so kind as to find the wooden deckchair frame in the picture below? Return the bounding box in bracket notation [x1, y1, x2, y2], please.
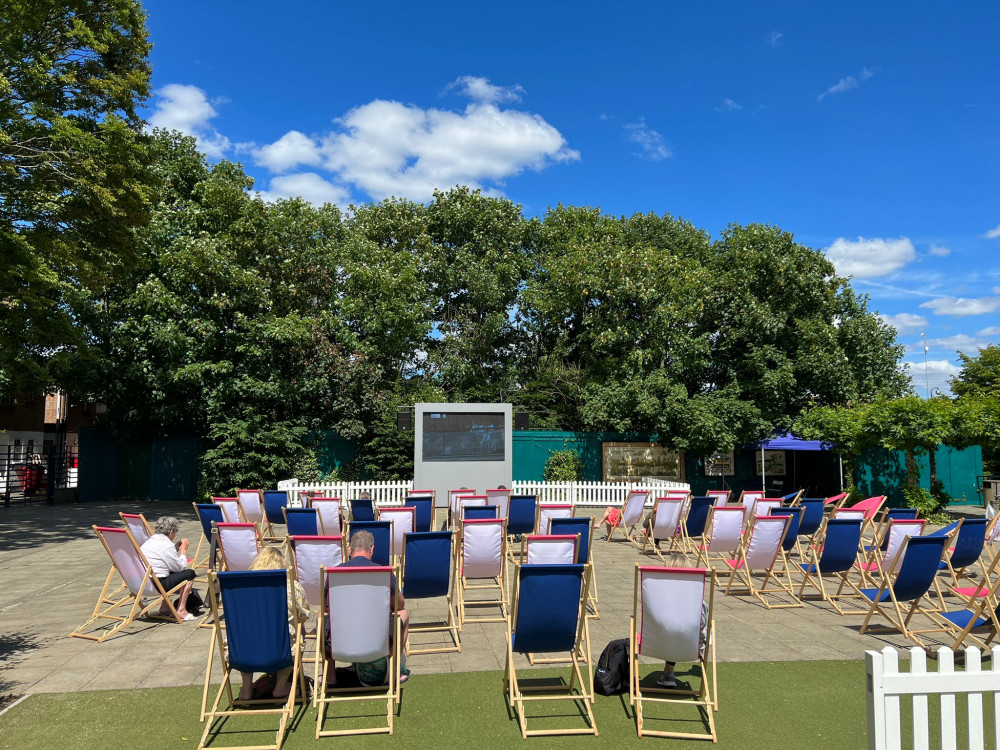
[70, 526, 188, 643]
[629, 564, 718, 741]
[198, 570, 306, 750]
[607, 490, 649, 545]
[503, 563, 597, 739]
[457, 519, 508, 625]
[724, 515, 802, 609]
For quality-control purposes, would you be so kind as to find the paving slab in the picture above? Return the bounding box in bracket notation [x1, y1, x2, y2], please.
[0, 500, 984, 695]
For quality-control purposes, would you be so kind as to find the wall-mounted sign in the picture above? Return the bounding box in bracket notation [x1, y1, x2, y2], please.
[704, 452, 735, 477]
[603, 442, 684, 482]
[755, 450, 787, 476]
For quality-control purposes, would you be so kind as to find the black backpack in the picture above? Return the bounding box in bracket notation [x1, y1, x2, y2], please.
[594, 638, 630, 695]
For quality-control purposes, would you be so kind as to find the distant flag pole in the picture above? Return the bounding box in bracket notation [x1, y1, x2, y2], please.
[920, 332, 930, 398]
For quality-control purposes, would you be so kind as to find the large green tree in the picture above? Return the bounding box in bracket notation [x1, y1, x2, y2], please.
[0, 0, 153, 392]
[951, 345, 1000, 473]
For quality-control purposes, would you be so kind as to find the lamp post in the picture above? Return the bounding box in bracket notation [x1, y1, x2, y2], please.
[920, 332, 930, 398]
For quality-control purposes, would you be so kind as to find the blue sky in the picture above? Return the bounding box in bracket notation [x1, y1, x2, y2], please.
[141, 1, 1000, 396]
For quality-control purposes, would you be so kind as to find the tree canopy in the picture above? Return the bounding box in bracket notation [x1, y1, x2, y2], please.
[0, 0, 153, 392]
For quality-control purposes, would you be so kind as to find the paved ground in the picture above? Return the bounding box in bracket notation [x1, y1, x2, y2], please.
[0, 500, 986, 695]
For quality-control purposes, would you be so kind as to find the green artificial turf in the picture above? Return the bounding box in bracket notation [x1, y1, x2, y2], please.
[0, 661, 868, 749]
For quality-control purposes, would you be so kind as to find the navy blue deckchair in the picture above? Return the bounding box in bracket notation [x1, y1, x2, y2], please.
[685, 497, 715, 541]
[349, 498, 376, 523]
[193, 502, 225, 570]
[283, 507, 319, 537]
[404, 496, 434, 532]
[464, 505, 498, 521]
[796, 499, 826, 539]
[506, 495, 537, 537]
[347, 521, 392, 566]
[504, 563, 596, 739]
[263, 490, 288, 539]
[796, 518, 864, 615]
[858, 535, 949, 647]
[551, 516, 600, 619]
[200, 569, 303, 750]
[402, 531, 459, 653]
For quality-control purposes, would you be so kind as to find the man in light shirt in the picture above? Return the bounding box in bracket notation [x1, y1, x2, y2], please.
[140, 516, 197, 621]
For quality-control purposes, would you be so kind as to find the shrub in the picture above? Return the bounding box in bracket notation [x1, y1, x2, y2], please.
[544, 449, 583, 481]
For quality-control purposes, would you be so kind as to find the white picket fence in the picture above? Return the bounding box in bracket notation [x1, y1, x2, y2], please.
[277, 478, 690, 508]
[866, 646, 1000, 750]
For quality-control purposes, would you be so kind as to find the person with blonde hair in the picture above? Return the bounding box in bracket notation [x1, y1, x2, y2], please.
[236, 546, 310, 701]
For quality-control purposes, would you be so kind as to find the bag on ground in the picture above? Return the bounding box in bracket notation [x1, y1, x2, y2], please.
[594, 638, 630, 695]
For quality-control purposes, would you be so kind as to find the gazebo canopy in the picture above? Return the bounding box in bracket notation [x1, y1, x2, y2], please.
[745, 432, 831, 452]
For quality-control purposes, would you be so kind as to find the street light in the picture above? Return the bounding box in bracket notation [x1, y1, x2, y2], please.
[920, 332, 930, 398]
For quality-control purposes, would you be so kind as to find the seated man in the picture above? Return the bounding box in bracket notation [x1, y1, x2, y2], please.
[327, 530, 410, 685]
[139, 516, 198, 621]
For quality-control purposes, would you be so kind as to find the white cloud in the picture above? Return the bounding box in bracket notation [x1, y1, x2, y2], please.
[446, 75, 524, 104]
[817, 67, 875, 103]
[148, 83, 231, 158]
[715, 98, 742, 113]
[825, 236, 916, 278]
[624, 118, 671, 161]
[249, 81, 579, 202]
[984, 224, 1000, 239]
[252, 131, 323, 173]
[927, 244, 951, 257]
[256, 172, 351, 207]
[920, 296, 1000, 317]
[765, 31, 783, 47]
[880, 312, 927, 334]
[903, 358, 960, 397]
[977, 326, 1000, 337]
[919, 333, 993, 354]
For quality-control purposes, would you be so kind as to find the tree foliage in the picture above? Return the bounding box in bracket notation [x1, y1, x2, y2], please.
[951, 345, 1000, 473]
[0, 0, 153, 391]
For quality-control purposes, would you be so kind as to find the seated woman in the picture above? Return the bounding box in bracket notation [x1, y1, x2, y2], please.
[237, 546, 310, 702]
[592, 506, 622, 539]
[139, 516, 198, 621]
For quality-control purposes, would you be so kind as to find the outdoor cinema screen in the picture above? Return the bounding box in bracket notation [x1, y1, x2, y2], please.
[422, 412, 505, 462]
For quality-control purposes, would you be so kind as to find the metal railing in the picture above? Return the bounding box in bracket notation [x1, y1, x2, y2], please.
[2, 446, 78, 507]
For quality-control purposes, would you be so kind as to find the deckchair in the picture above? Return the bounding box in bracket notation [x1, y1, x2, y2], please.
[769, 505, 805, 562]
[507, 495, 538, 538]
[796, 518, 866, 614]
[379, 505, 416, 561]
[120, 512, 153, 546]
[504, 563, 597, 739]
[857, 535, 950, 647]
[864, 509, 921, 559]
[316, 564, 400, 737]
[856, 519, 926, 586]
[607, 490, 649, 544]
[795, 499, 826, 541]
[783, 489, 804, 506]
[263, 490, 289, 540]
[289, 534, 345, 693]
[402, 530, 460, 654]
[738, 490, 765, 517]
[755, 499, 783, 520]
[192, 503, 225, 571]
[705, 489, 730, 507]
[448, 489, 477, 528]
[236, 489, 265, 530]
[939, 517, 988, 588]
[464, 505, 498, 520]
[213, 496, 244, 523]
[537, 502, 574, 535]
[824, 491, 849, 511]
[640, 496, 687, 560]
[685, 497, 716, 548]
[283, 507, 319, 537]
[403, 495, 433, 533]
[349, 498, 376, 522]
[70, 526, 187, 643]
[848, 495, 887, 542]
[216, 522, 261, 572]
[723, 515, 802, 609]
[486, 488, 512, 521]
[199, 570, 305, 750]
[345, 521, 392, 566]
[457, 518, 507, 625]
[310, 497, 343, 536]
[694, 507, 745, 570]
[630, 564, 717, 741]
[523, 534, 579, 564]
[457, 494, 488, 525]
[925, 546, 1000, 650]
[551, 517, 600, 619]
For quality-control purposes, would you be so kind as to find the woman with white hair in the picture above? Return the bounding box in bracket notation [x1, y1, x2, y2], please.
[139, 516, 198, 621]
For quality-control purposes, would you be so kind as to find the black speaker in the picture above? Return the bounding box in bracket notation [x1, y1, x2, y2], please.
[396, 410, 412, 432]
[514, 412, 529, 430]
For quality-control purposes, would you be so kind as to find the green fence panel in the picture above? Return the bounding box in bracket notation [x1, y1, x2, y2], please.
[115, 439, 152, 499]
[151, 436, 200, 501]
[77, 427, 116, 503]
[854, 444, 983, 506]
